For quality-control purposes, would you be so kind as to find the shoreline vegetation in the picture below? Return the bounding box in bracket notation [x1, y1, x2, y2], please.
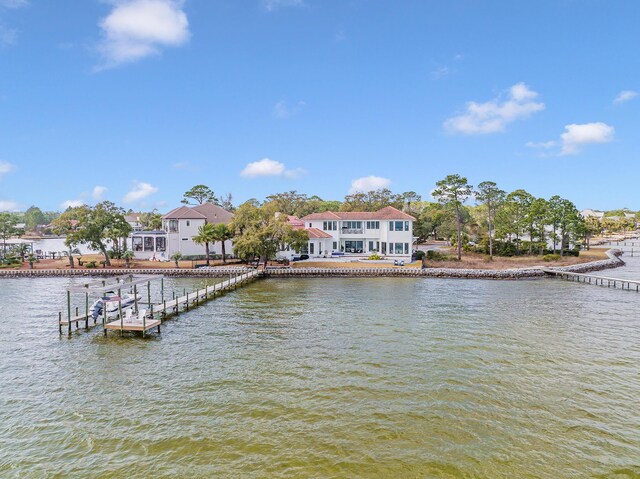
[0, 248, 624, 280]
[2, 179, 639, 272]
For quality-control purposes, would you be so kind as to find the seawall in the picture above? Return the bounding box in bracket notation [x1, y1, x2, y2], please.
[0, 250, 626, 279]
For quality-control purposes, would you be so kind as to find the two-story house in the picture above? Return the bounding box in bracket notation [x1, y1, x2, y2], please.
[278, 206, 416, 261]
[131, 203, 234, 259]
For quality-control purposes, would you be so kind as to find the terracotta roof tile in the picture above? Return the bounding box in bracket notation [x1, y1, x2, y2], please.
[306, 228, 333, 239]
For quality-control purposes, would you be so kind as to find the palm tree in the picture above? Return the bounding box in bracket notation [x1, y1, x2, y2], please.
[193, 223, 217, 266]
[171, 251, 183, 269]
[122, 250, 134, 269]
[212, 223, 233, 263]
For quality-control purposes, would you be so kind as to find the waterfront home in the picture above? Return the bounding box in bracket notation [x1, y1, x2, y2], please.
[124, 213, 144, 232]
[131, 203, 233, 260]
[278, 206, 416, 261]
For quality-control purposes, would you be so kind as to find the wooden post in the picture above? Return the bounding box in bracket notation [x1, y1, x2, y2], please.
[161, 278, 164, 302]
[162, 300, 166, 322]
[58, 311, 62, 335]
[134, 284, 139, 313]
[186, 291, 189, 311]
[67, 290, 72, 336]
[142, 309, 146, 338]
[119, 298, 123, 332]
[85, 292, 89, 329]
[147, 281, 151, 309]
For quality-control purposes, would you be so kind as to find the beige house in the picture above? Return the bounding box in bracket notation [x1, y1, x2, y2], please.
[131, 203, 233, 260]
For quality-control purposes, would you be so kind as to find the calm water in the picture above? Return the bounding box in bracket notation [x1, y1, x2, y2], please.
[1, 260, 640, 478]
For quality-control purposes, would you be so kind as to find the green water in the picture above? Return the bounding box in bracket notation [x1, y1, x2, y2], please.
[1, 273, 639, 478]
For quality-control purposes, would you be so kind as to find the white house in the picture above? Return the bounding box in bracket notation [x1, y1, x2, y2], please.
[131, 203, 234, 260]
[278, 206, 416, 261]
[124, 213, 144, 232]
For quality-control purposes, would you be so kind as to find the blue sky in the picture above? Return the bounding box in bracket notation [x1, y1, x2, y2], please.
[0, 0, 638, 212]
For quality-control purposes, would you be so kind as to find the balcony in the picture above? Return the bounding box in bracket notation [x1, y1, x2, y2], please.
[341, 228, 364, 235]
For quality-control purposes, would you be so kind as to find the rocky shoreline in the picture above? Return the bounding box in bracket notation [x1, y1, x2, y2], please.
[0, 250, 626, 279]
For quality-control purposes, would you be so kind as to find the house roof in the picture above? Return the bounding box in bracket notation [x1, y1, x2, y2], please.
[302, 206, 415, 221]
[163, 203, 233, 223]
[306, 228, 333, 239]
[163, 206, 207, 220]
[191, 203, 234, 224]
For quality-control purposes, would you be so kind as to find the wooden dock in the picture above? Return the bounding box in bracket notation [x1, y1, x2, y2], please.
[542, 269, 640, 292]
[102, 270, 259, 337]
[59, 270, 260, 336]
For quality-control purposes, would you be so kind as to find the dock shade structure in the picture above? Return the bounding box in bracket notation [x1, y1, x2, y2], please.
[60, 275, 164, 335]
[130, 231, 168, 260]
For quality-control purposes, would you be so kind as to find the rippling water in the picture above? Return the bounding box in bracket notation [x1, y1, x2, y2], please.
[1, 261, 640, 478]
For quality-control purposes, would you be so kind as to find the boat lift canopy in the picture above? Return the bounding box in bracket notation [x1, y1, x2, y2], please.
[68, 275, 164, 293]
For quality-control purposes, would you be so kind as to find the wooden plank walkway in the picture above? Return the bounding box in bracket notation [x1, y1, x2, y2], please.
[101, 270, 259, 337]
[542, 269, 640, 292]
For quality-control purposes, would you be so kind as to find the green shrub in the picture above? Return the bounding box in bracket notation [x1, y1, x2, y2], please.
[85, 261, 97, 268]
[426, 250, 449, 261]
[367, 253, 382, 260]
[413, 250, 425, 260]
[543, 254, 561, 262]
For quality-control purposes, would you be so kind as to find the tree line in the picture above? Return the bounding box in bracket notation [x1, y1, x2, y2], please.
[1, 179, 638, 267]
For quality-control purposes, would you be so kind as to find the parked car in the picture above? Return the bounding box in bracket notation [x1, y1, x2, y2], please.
[292, 254, 310, 261]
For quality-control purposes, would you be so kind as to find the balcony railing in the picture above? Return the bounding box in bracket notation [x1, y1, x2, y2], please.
[341, 228, 364, 234]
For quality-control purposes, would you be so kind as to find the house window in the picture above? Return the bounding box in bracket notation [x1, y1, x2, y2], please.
[182, 238, 189, 241]
[405, 221, 410, 231]
[144, 237, 154, 251]
[132, 237, 143, 251]
[168, 220, 178, 233]
[382, 242, 387, 254]
[389, 221, 394, 231]
[310, 242, 314, 254]
[366, 221, 379, 229]
[323, 221, 337, 231]
[309, 223, 312, 228]
[333, 241, 337, 250]
[395, 221, 404, 231]
[156, 237, 166, 252]
[404, 243, 409, 254]
[342, 221, 362, 231]
[395, 243, 404, 254]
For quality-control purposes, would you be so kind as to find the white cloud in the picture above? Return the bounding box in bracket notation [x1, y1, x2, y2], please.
[0, 25, 17, 45]
[613, 90, 638, 104]
[92, 185, 108, 200]
[444, 82, 545, 134]
[97, 0, 190, 69]
[349, 175, 391, 194]
[240, 158, 305, 179]
[525, 140, 557, 149]
[0, 161, 14, 177]
[0, 0, 28, 8]
[0, 200, 19, 211]
[60, 200, 84, 210]
[431, 66, 450, 80]
[560, 122, 615, 155]
[123, 181, 158, 203]
[263, 0, 303, 11]
[273, 100, 305, 119]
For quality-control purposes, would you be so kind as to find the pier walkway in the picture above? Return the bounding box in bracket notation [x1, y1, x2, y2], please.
[542, 269, 640, 292]
[103, 270, 259, 336]
[59, 270, 260, 336]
